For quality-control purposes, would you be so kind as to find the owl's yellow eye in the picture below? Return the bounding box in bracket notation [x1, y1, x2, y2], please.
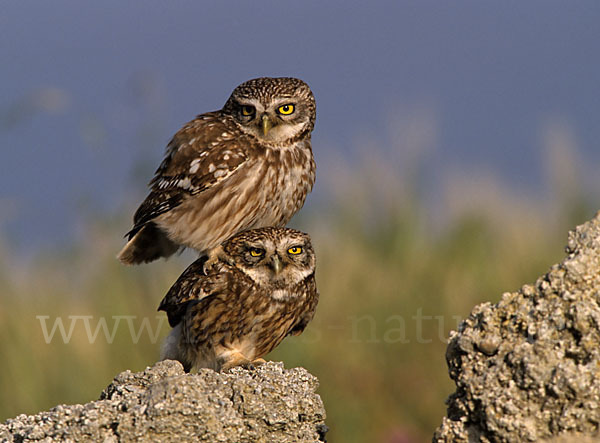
[287, 246, 303, 255]
[277, 104, 295, 115]
[249, 248, 264, 257]
[241, 105, 255, 116]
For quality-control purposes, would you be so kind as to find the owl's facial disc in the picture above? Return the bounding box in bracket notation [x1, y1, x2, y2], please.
[233, 97, 308, 144]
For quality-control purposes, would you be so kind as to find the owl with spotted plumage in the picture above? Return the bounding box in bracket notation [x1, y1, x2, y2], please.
[158, 227, 318, 372]
[118, 77, 316, 265]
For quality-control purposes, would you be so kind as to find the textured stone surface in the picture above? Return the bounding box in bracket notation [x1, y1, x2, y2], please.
[434, 212, 600, 442]
[0, 360, 327, 442]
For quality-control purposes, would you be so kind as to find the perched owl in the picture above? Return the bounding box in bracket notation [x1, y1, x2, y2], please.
[118, 77, 316, 265]
[159, 227, 318, 372]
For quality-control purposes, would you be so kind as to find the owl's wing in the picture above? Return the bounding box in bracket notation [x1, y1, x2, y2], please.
[126, 112, 248, 239]
[288, 278, 319, 336]
[158, 257, 229, 327]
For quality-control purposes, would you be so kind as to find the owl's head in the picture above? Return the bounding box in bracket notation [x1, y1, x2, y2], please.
[221, 227, 315, 293]
[223, 77, 316, 146]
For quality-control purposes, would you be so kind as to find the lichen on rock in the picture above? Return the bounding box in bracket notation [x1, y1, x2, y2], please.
[434, 212, 600, 442]
[1, 360, 327, 442]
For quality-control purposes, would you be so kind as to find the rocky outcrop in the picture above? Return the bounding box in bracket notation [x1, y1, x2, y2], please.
[0, 360, 327, 442]
[434, 213, 600, 442]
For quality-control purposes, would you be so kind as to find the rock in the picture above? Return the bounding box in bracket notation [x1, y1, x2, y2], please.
[434, 212, 600, 442]
[0, 360, 327, 442]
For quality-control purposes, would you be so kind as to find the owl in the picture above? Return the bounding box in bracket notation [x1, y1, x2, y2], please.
[118, 77, 316, 265]
[158, 227, 318, 372]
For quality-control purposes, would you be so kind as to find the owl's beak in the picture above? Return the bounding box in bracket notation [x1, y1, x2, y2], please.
[261, 115, 272, 136]
[270, 254, 283, 275]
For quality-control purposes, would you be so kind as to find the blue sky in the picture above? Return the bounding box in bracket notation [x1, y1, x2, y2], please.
[2, 1, 600, 253]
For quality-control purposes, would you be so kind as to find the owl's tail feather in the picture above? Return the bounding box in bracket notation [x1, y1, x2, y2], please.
[117, 222, 180, 265]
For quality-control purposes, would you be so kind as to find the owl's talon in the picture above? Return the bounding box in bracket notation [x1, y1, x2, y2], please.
[242, 358, 265, 371]
[202, 258, 215, 276]
[203, 245, 225, 275]
[220, 350, 254, 371]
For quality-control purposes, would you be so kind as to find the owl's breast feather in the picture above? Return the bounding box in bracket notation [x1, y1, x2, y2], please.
[156, 139, 315, 252]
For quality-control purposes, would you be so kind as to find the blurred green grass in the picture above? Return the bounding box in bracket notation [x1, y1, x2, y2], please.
[0, 148, 594, 442]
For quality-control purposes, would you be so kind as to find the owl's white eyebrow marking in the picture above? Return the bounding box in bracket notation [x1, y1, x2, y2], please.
[271, 97, 296, 106]
[238, 98, 262, 106]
